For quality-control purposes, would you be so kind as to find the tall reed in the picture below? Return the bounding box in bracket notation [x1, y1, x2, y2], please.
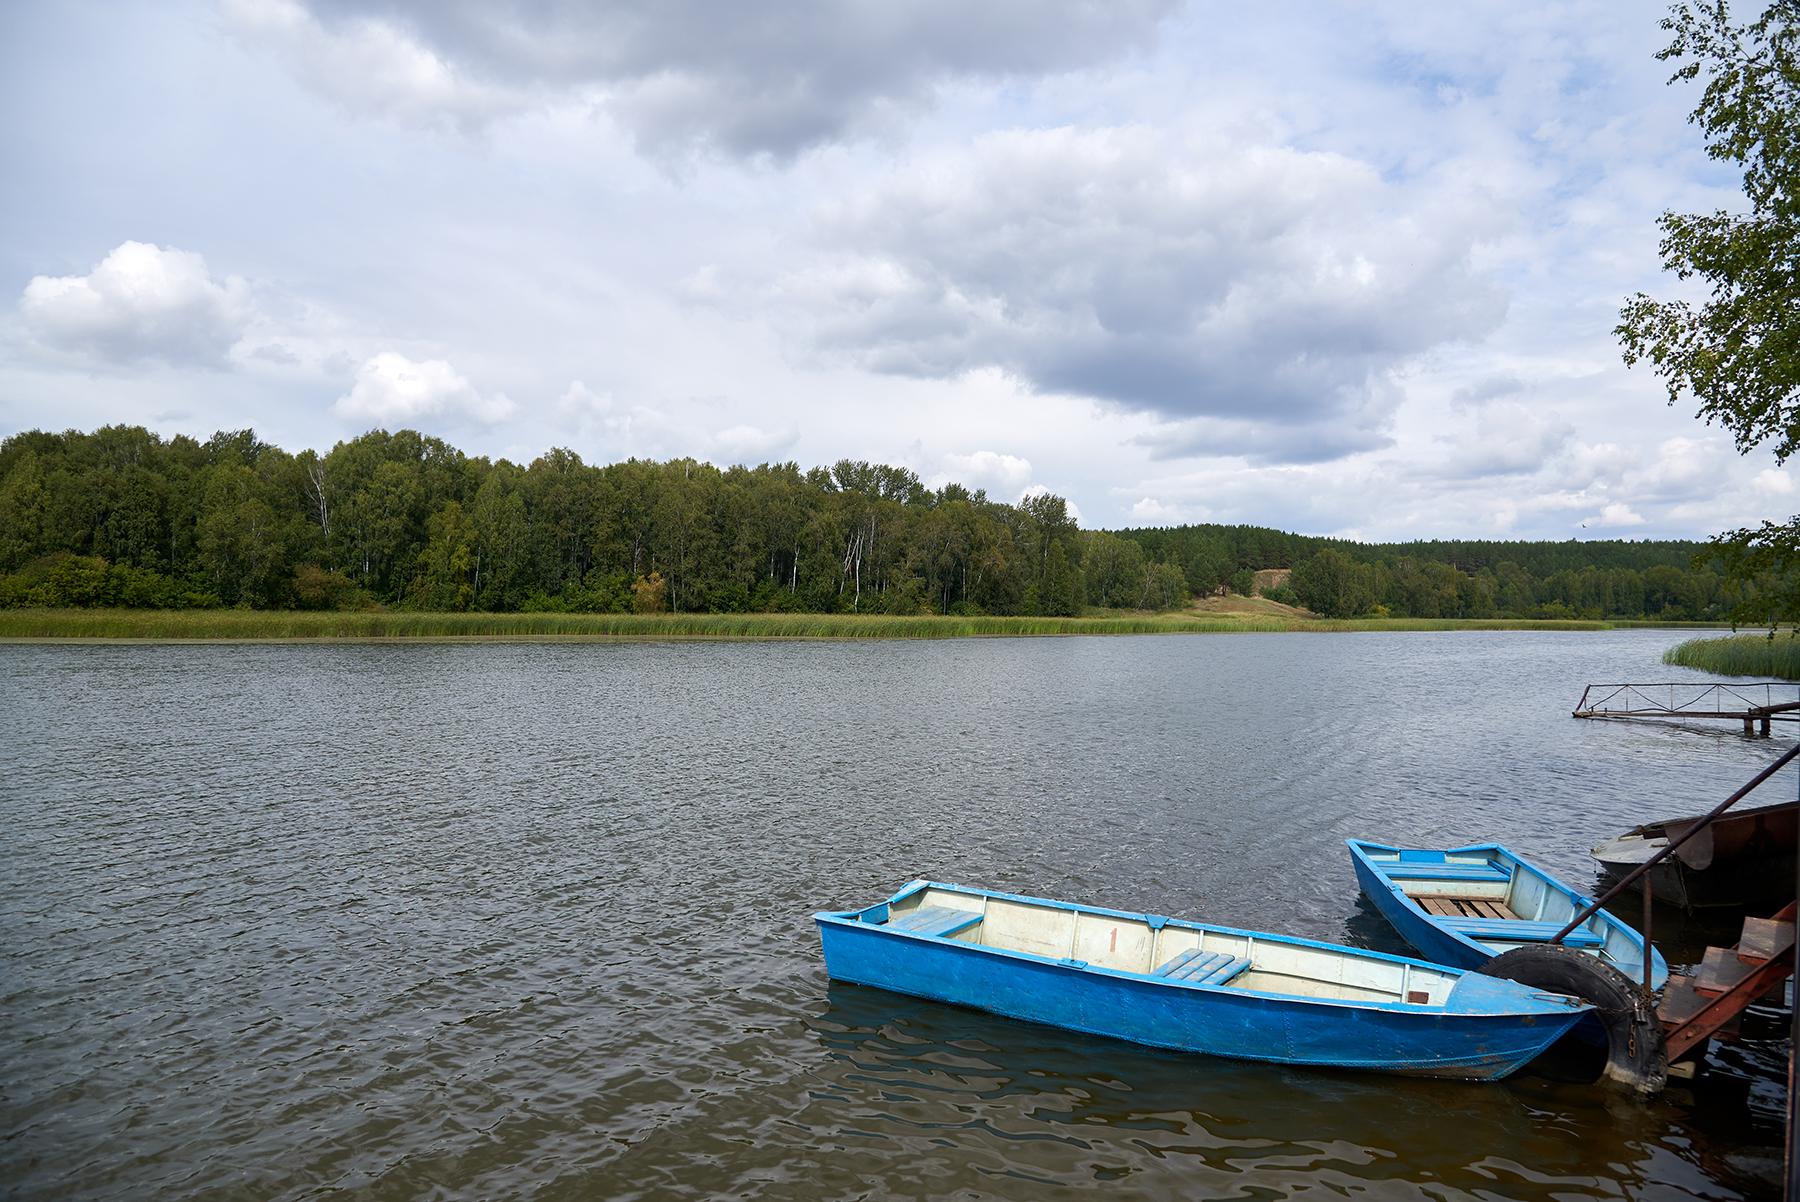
[1663, 633, 1800, 681]
[0, 608, 1614, 641]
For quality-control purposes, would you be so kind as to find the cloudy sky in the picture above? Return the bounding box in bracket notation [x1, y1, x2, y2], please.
[2, 1, 1793, 539]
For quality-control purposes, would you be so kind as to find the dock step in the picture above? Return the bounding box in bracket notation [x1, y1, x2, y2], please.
[1693, 945, 1760, 995]
[1737, 916, 1795, 962]
[1659, 975, 1709, 1026]
[1659, 902, 1796, 1062]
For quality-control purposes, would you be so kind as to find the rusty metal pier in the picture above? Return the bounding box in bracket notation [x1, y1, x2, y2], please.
[1573, 682, 1800, 737]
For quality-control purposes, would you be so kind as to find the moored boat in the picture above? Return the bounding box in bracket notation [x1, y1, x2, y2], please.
[814, 879, 1591, 1081]
[1591, 799, 1798, 911]
[1346, 840, 1668, 990]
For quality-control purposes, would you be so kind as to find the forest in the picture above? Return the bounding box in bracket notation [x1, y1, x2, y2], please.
[0, 424, 1759, 622]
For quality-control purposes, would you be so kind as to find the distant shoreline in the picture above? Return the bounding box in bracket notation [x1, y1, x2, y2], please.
[0, 608, 1731, 643]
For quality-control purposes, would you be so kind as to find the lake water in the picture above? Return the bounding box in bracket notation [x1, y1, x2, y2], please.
[2, 630, 1795, 1200]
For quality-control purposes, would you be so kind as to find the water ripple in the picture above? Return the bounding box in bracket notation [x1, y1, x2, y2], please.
[0, 632, 1790, 1199]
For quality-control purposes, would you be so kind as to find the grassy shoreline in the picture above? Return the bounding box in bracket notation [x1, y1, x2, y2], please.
[1663, 633, 1800, 681]
[0, 607, 1664, 642]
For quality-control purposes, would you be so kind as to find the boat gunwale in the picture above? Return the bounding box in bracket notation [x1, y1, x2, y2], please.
[813, 879, 1590, 1019]
[1613, 796, 1799, 841]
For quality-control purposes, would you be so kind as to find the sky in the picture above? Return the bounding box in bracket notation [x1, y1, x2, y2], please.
[1, 0, 1794, 540]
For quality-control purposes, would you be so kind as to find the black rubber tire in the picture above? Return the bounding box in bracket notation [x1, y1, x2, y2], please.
[1479, 944, 1668, 1095]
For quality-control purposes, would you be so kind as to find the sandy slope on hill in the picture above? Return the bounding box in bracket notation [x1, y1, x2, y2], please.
[1187, 593, 1315, 619]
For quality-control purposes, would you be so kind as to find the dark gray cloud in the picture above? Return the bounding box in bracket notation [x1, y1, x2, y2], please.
[1133, 417, 1396, 466]
[784, 126, 1508, 463]
[235, 0, 1175, 156]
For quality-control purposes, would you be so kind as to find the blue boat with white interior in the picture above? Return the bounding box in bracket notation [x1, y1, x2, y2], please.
[815, 880, 1591, 1081]
[1346, 840, 1668, 990]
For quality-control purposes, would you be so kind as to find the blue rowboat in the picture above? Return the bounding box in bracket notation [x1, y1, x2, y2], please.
[815, 880, 1591, 1081]
[1346, 840, 1669, 990]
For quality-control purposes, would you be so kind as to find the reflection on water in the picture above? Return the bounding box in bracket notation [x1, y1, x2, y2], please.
[0, 630, 1791, 1199]
[807, 983, 1745, 1199]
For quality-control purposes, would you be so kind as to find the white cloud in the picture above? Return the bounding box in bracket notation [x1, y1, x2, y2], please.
[1129, 496, 1187, 524]
[1752, 468, 1795, 497]
[1590, 502, 1647, 528]
[556, 379, 612, 418]
[710, 423, 798, 464]
[19, 241, 253, 366]
[333, 352, 514, 424]
[935, 450, 1033, 497]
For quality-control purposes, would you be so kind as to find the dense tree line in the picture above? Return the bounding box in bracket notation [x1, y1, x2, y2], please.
[0, 425, 1757, 621]
[1281, 547, 1739, 621]
[1118, 524, 1746, 621]
[0, 425, 1189, 616]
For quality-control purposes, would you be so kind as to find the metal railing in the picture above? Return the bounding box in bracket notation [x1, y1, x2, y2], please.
[1573, 681, 1800, 720]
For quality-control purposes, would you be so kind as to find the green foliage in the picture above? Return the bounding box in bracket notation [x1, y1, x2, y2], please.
[291, 564, 360, 611]
[0, 423, 1766, 622]
[0, 554, 215, 609]
[1664, 630, 1800, 679]
[1119, 523, 1748, 621]
[1707, 515, 1800, 625]
[1290, 549, 1379, 617]
[1619, 1, 1800, 462]
[0, 425, 1126, 618]
[1142, 562, 1189, 610]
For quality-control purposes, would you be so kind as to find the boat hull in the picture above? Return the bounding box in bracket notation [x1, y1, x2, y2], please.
[817, 903, 1585, 1082]
[1592, 800, 1798, 911]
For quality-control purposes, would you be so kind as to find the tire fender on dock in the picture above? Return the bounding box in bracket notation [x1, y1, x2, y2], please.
[1478, 944, 1668, 1095]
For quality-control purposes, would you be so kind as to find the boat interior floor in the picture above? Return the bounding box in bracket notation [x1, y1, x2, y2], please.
[1413, 894, 1608, 948]
[1416, 895, 1519, 920]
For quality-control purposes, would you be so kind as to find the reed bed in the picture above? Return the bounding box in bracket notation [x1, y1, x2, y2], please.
[0, 608, 1614, 641]
[1663, 633, 1800, 681]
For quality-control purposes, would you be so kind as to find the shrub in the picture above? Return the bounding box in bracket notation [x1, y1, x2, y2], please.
[632, 571, 667, 613]
[293, 564, 357, 610]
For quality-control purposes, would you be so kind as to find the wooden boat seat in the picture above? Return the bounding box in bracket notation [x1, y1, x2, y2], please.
[1440, 917, 1606, 948]
[886, 905, 984, 939]
[1155, 948, 1253, 986]
[1383, 863, 1511, 883]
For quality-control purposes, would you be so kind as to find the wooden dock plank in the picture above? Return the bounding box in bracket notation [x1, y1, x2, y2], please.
[1695, 945, 1757, 995]
[1738, 918, 1795, 962]
[1658, 976, 1708, 1025]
